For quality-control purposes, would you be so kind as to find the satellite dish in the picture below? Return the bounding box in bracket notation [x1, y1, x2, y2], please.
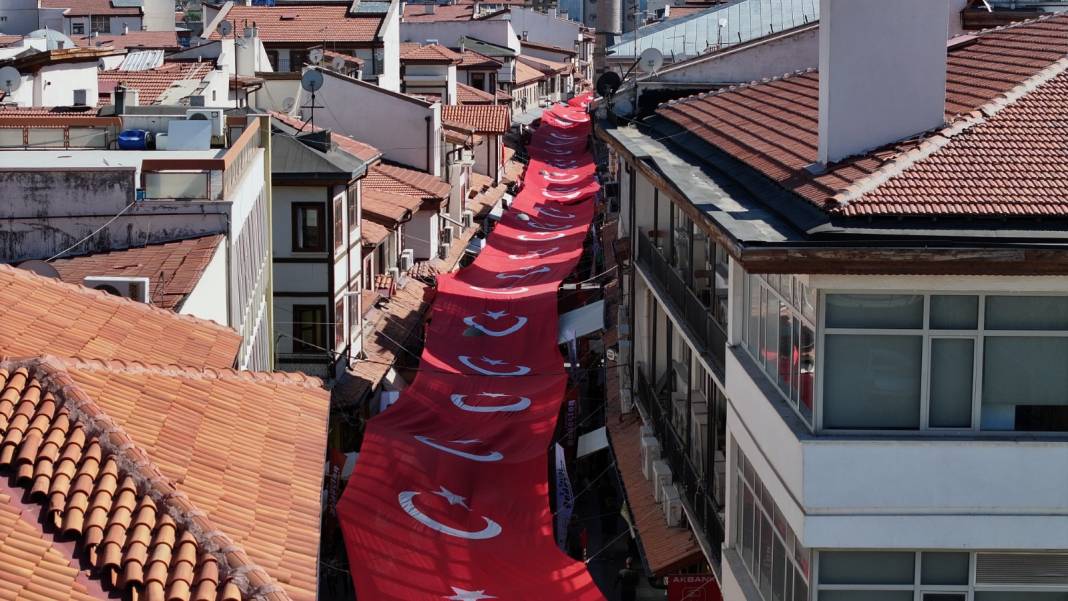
[638, 47, 664, 73]
[331, 55, 347, 71]
[301, 69, 324, 92]
[308, 48, 324, 65]
[0, 66, 21, 94]
[16, 259, 60, 279]
[282, 96, 296, 111]
[595, 71, 621, 97]
[218, 20, 234, 36]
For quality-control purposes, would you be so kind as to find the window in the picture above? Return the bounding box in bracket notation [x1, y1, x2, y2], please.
[471, 72, 486, 90]
[742, 273, 815, 425]
[90, 15, 109, 34]
[335, 298, 345, 351]
[292, 203, 325, 252]
[266, 50, 279, 70]
[347, 183, 359, 236]
[71, 22, 85, 35]
[735, 443, 809, 601]
[292, 305, 326, 354]
[333, 196, 344, 254]
[822, 293, 1068, 432]
[289, 50, 307, 71]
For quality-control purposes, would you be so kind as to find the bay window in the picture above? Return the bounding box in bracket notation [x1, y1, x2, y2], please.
[822, 293, 1068, 432]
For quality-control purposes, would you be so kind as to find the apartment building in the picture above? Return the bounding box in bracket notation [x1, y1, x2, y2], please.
[597, 1, 1068, 599]
[0, 105, 274, 370]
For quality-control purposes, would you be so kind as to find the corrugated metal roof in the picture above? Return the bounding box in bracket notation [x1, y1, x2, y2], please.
[352, 0, 391, 13]
[608, 0, 817, 60]
[118, 49, 164, 71]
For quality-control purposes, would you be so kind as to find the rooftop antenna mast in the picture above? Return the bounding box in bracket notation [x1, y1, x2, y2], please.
[300, 69, 325, 129]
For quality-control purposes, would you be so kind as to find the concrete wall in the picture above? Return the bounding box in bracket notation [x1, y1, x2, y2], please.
[34, 61, 98, 107]
[64, 15, 141, 36]
[379, 0, 402, 92]
[400, 20, 520, 53]
[304, 69, 440, 175]
[407, 207, 439, 260]
[0, 0, 42, 35]
[494, 7, 581, 50]
[180, 235, 229, 325]
[142, 0, 176, 31]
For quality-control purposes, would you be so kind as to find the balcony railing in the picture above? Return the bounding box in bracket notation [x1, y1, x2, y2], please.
[635, 365, 724, 562]
[140, 118, 262, 201]
[636, 232, 727, 377]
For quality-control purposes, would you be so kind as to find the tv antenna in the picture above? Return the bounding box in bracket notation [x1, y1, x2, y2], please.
[0, 66, 22, 96]
[300, 68, 324, 128]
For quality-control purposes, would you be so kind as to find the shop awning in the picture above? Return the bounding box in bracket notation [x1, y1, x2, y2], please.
[577, 426, 609, 458]
[558, 299, 605, 343]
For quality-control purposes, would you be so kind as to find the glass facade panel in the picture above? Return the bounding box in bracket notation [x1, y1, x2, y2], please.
[929, 339, 975, 428]
[982, 337, 1068, 431]
[819, 593, 913, 601]
[818, 551, 916, 585]
[921, 552, 970, 586]
[974, 594, 1068, 601]
[931, 295, 979, 330]
[986, 296, 1068, 330]
[823, 335, 923, 429]
[825, 294, 924, 329]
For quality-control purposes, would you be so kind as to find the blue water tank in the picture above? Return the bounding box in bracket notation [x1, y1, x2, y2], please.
[117, 129, 150, 150]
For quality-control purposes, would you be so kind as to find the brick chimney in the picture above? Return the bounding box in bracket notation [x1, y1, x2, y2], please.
[817, 0, 948, 167]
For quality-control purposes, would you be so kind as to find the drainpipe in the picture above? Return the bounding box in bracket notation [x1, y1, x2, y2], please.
[425, 114, 433, 175]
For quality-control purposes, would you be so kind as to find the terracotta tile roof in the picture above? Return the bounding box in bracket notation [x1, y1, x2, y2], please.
[466, 171, 506, 218]
[456, 81, 496, 104]
[50, 235, 223, 311]
[514, 60, 545, 86]
[210, 5, 384, 43]
[345, 280, 431, 402]
[456, 48, 501, 69]
[41, 0, 139, 16]
[606, 390, 704, 576]
[402, 3, 473, 22]
[0, 356, 328, 601]
[364, 164, 450, 203]
[656, 15, 1068, 218]
[323, 48, 364, 67]
[0, 264, 240, 369]
[362, 188, 421, 224]
[518, 54, 571, 74]
[0, 34, 23, 47]
[520, 39, 576, 55]
[97, 62, 214, 105]
[399, 42, 462, 63]
[495, 88, 512, 101]
[442, 104, 510, 133]
[271, 112, 381, 162]
[74, 31, 180, 50]
[361, 219, 391, 247]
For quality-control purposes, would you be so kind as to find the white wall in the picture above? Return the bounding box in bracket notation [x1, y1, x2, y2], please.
[180, 236, 229, 325]
[303, 69, 440, 175]
[34, 61, 97, 107]
[379, 0, 402, 92]
[495, 7, 581, 50]
[400, 20, 520, 54]
[646, 26, 818, 85]
[141, 0, 176, 31]
[407, 207, 439, 260]
[0, 0, 43, 35]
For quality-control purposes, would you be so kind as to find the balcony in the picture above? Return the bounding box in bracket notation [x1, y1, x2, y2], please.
[636, 232, 727, 377]
[140, 119, 262, 201]
[635, 365, 725, 563]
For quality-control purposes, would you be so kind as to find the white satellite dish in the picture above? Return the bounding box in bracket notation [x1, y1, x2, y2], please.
[218, 20, 234, 37]
[638, 47, 664, 73]
[282, 96, 296, 111]
[0, 66, 21, 94]
[308, 48, 324, 65]
[331, 55, 347, 71]
[301, 69, 324, 92]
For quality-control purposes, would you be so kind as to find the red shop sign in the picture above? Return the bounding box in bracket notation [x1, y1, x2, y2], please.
[667, 574, 722, 601]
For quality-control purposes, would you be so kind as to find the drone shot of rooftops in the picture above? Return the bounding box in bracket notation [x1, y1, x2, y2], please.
[1, 0, 1068, 599]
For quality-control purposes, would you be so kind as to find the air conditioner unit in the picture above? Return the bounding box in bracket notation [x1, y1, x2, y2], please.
[440, 224, 454, 245]
[73, 89, 87, 106]
[186, 108, 225, 137]
[639, 435, 660, 479]
[461, 209, 474, 229]
[399, 248, 415, 271]
[437, 244, 449, 260]
[651, 460, 672, 502]
[387, 266, 401, 280]
[83, 276, 150, 303]
[460, 148, 474, 163]
[662, 484, 683, 526]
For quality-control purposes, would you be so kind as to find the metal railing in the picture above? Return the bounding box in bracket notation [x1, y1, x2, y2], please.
[637, 233, 727, 377]
[635, 366, 724, 562]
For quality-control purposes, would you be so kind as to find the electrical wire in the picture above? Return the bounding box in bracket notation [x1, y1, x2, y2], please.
[46, 202, 136, 262]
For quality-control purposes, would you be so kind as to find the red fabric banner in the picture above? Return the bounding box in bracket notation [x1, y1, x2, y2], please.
[338, 94, 608, 600]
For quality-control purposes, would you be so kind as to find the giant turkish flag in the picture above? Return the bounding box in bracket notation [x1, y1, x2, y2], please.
[338, 94, 608, 600]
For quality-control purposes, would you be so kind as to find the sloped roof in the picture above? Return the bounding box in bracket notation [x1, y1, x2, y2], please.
[441, 104, 509, 133]
[360, 219, 391, 247]
[514, 59, 545, 86]
[399, 43, 462, 64]
[364, 164, 450, 203]
[0, 356, 328, 601]
[74, 31, 179, 50]
[402, 2, 473, 22]
[210, 5, 384, 43]
[456, 81, 495, 104]
[0, 264, 240, 369]
[656, 15, 1068, 218]
[323, 48, 364, 67]
[50, 235, 224, 311]
[97, 61, 214, 105]
[362, 188, 421, 224]
[518, 54, 570, 74]
[271, 112, 381, 162]
[41, 0, 140, 16]
[456, 48, 501, 69]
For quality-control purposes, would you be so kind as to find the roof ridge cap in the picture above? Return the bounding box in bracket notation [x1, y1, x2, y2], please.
[660, 67, 815, 109]
[45, 355, 326, 389]
[16, 356, 292, 601]
[967, 10, 1060, 37]
[0, 262, 238, 336]
[831, 55, 1068, 209]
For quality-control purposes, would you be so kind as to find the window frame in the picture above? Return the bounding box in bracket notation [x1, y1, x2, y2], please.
[817, 291, 1068, 435]
[291, 202, 326, 253]
[292, 304, 327, 354]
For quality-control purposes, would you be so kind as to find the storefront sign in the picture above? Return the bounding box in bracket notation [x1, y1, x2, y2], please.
[667, 574, 721, 601]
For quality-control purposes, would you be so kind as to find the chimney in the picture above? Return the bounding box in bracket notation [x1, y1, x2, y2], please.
[816, 0, 948, 167]
[123, 23, 129, 35]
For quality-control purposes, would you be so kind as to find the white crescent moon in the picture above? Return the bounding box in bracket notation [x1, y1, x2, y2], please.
[469, 285, 530, 295]
[526, 220, 571, 231]
[517, 232, 566, 241]
[542, 173, 582, 184]
[495, 265, 551, 280]
[507, 246, 560, 260]
[414, 436, 503, 462]
[450, 393, 531, 413]
[463, 314, 528, 337]
[538, 206, 575, 219]
[398, 492, 503, 540]
[458, 356, 531, 376]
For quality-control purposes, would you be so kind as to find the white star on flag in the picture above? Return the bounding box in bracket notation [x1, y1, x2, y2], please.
[432, 486, 469, 509]
[480, 357, 505, 366]
[484, 310, 508, 320]
[444, 587, 496, 601]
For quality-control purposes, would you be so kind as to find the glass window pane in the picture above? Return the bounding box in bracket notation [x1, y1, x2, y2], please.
[792, 571, 807, 601]
[765, 295, 779, 375]
[826, 294, 924, 329]
[921, 552, 970, 585]
[748, 277, 761, 357]
[929, 339, 975, 428]
[759, 513, 774, 600]
[741, 485, 755, 571]
[923, 595, 967, 601]
[986, 296, 1068, 330]
[982, 337, 1068, 431]
[777, 304, 792, 392]
[823, 335, 923, 429]
[772, 537, 787, 601]
[799, 323, 815, 418]
[818, 551, 915, 585]
[974, 594, 1068, 601]
[818, 592, 913, 601]
[931, 295, 979, 330]
[791, 316, 801, 404]
[759, 286, 768, 360]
